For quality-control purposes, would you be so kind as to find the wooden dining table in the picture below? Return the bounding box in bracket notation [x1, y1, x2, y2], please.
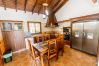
[32, 41, 48, 66]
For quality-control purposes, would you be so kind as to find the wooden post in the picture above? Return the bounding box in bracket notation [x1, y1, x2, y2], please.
[0, 49, 4, 66]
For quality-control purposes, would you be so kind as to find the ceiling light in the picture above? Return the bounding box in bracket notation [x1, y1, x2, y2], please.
[42, 3, 48, 6]
[45, 9, 49, 15]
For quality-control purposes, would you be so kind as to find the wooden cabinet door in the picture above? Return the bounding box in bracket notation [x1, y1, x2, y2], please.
[2, 31, 15, 51]
[13, 31, 25, 51]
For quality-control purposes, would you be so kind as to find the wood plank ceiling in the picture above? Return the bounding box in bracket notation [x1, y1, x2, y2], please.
[0, 0, 68, 15]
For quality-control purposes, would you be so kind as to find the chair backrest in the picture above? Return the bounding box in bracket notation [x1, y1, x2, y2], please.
[28, 39, 36, 59]
[48, 39, 57, 57]
[58, 34, 64, 49]
[44, 34, 50, 41]
[34, 36, 39, 43]
[60, 34, 64, 45]
[39, 36, 44, 42]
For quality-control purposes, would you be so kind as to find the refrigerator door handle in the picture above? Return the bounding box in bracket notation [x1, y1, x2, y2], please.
[83, 32, 86, 37]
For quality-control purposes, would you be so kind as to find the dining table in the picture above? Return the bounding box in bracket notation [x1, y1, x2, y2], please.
[32, 41, 48, 66]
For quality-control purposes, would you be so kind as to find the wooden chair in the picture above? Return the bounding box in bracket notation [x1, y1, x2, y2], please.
[34, 35, 45, 43]
[28, 39, 40, 66]
[47, 39, 58, 66]
[34, 36, 39, 43]
[57, 34, 64, 56]
[44, 34, 50, 41]
[38, 36, 44, 42]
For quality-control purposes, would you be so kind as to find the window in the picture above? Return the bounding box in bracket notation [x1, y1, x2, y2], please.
[28, 22, 41, 34]
[2, 22, 23, 31]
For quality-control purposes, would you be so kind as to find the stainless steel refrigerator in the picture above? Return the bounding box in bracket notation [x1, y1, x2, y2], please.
[72, 20, 99, 55]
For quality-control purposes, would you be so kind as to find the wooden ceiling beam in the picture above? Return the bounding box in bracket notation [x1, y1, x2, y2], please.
[2, 0, 6, 10]
[53, 0, 68, 14]
[49, 0, 54, 8]
[92, 0, 97, 3]
[38, 0, 43, 15]
[15, 0, 17, 12]
[38, 5, 42, 15]
[52, 0, 61, 9]
[49, 0, 53, 5]
[24, 0, 28, 13]
[32, 0, 37, 14]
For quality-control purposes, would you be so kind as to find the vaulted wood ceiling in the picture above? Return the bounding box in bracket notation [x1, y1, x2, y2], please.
[0, 0, 68, 14]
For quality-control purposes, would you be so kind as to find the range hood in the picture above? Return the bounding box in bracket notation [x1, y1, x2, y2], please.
[45, 14, 59, 27]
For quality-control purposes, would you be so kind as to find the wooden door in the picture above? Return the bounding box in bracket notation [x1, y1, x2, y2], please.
[13, 30, 25, 51]
[0, 21, 26, 52]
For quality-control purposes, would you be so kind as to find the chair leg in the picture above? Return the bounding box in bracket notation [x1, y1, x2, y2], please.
[56, 53, 58, 60]
[48, 59, 50, 66]
[34, 60, 37, 66]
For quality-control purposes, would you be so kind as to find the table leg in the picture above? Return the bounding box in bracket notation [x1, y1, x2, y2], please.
[40, 54, 44, 66]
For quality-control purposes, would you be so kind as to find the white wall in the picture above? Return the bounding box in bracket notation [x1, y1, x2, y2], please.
[41, 23, 54, 32]
[55, 22, 71, 34]
[0, 7, 48, 32]
[55, 0, 99, 33]
[55, 0, 99, 21]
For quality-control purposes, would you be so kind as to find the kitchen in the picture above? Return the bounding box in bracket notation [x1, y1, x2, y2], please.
[0, 0, 99, 66]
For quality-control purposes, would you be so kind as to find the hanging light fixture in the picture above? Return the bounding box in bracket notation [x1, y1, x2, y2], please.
[42, 0, 49, 18]
[45, 9, 49, 16]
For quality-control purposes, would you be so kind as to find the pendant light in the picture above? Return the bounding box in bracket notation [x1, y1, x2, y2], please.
[45, 9, 49, 16]
[42, 0, 49, 18]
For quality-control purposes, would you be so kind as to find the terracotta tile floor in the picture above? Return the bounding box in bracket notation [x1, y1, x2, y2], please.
[4, 46, 96, 66]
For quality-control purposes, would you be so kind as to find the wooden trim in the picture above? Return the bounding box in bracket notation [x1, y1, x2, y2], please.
[0, 20, 23, 22]
[58, 13, 99, 23]
[27, 21, 42, 34]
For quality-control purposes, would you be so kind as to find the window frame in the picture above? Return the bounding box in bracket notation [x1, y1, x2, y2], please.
[27, 21, 42, 34]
